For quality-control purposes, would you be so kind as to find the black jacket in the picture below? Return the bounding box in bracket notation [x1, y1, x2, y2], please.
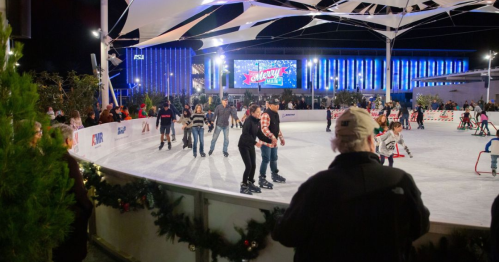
[272, 152, 430, 262]
[156, 108, 176, 126]
[398, 108, 409, 117]
[264, 108, 280, 138]
[238, 115, 272, 148]
[84, 117, 97, 127]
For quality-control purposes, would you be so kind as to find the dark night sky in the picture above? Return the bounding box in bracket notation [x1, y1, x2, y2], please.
[18, 0, 499, 87]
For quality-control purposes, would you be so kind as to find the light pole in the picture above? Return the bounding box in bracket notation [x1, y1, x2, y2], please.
[485, 50, 497, 103]
[166, 72, 173, 99]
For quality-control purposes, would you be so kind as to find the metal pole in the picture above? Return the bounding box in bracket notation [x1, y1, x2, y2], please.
[385, 8, 391, 103]
[219, 62, 223, 99]
[101, 0, 109, 106]
[488, 50, 492, 103]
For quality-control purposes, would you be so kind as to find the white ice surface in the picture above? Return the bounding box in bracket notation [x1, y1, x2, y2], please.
[95, 121, 498, 228]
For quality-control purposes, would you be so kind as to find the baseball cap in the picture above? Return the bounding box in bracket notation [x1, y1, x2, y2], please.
[222, 96, 229, 101]
[335, 107, 379, 138]
[163, 102, 169, 107]
[269, 98, 280, 105]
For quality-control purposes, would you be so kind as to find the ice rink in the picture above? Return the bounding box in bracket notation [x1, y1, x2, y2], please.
[95, 121, 498, 228]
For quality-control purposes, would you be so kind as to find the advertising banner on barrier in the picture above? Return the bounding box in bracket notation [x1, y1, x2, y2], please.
[423, 110, 454, 121]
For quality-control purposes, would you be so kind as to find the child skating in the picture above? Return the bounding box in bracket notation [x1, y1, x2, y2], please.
[480, 111, 491, 136]
[378, 122, 413, 167]
[462, 108, 473, 130]
[415, 103, 425, 129]
[485, 130, 499, 177]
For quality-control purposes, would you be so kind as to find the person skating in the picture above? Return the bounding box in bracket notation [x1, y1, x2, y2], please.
[238, 105, 275, 195]
[415, 103, 425, 129]
[463, 108, 473, 130]
[156, 103, 177, 150]
[259, 99, 284, 185]
[485, 131, 499, 177]
[206, 109, 215, 132]
[326, 107, 332, 132]
[378, 122, 413, 167]
[185, 105, 210, 157]
[179, 109, 193, 149]
[480, 111, 491, 136]
[398, 106, 410, 129]
[208, 97, 241, 157]
[167, 99, 181, 142]
[474, 103, 483, 122]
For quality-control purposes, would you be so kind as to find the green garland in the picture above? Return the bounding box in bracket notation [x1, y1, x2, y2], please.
[81, 162, 284, 262]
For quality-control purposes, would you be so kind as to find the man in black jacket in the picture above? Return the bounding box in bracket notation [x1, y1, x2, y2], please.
[167, 99, 181, 142]
[156, 103, 177, 150]
[272, 107, 430, 262]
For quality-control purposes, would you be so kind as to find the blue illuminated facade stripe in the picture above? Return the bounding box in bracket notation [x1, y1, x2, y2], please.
[401, 59, 408, 90]
[356, 59, 363, 90]
[126, 47, 194, 95]
[393, 60, 400, 90]
[374, 59, 382, 90]
[366, 59, 373, 90]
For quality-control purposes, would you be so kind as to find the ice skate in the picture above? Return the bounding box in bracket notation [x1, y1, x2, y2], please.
[223, 152, 229, 157]
[183, 144, 188, 149]
[493, 169, 497, 177]
[168, 142, 172, 150]
[172, 135, 176, 142]
[193, 154, 197, 158]
[488, 132, 491, 136]
[240, 183, 252, 195]
[208, 150, 213, 156]
[231, 124, 234, 128]
[271, 173, 286, 183]
[248, 181, 261, 193]
[479, 132, 484, 136]
[159, 142, 165, 150]
[258, 176, 273, 189]
[239, 122, 243, 128]
[200, 152, 206, 157]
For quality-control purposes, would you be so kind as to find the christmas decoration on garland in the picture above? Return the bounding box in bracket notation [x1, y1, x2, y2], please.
[81, 162, 285, 262]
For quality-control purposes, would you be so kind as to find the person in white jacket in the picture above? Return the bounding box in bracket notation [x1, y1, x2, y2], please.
[378, 122, 413, 167]
[485, 130, 499, 176]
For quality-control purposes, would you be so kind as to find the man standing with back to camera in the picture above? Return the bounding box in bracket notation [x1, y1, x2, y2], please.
[272, 107, 430, 262]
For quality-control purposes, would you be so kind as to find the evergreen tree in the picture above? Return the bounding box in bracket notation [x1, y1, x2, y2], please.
[0, 16, 74, 261]
[144, 93, 153, 111]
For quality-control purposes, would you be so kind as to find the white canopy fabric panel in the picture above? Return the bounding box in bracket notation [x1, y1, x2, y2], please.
[374, 28, 411, 39]
[137, 6, 211, 42]
[470, 5, 499, 13]
[133, 14, 209, 48]
[210, 2, 310, 32]
[290, 0, 323, 6]
[358, 0, 426, 8]
[329, 1, 361, 13]
[121, 0, 208, 35]
[200, 21, 274, 49]
[333, 4, 463, 28]
[299, 18, 332, 30]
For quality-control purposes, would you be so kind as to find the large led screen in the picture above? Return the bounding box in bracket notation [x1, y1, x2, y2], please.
[233, 60, 297, 88]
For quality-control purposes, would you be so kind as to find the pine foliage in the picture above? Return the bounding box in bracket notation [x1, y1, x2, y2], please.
[0, 15, 74, 261]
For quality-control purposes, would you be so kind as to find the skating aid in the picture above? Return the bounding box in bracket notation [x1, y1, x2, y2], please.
[475, 151, 496, 176]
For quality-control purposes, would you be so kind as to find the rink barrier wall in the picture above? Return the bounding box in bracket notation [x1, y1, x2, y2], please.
[71, 117, 490, 262]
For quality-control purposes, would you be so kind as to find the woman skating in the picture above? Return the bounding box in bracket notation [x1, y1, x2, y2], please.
[238, 105, 274, 195]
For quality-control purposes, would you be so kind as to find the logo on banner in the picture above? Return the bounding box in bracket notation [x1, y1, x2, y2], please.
[243, 67, 288, 86]
[118, 126, 126, 135]
[133, 55, 144, 60]
[91, 132, 104, 146]
[282, 113, 295, 119]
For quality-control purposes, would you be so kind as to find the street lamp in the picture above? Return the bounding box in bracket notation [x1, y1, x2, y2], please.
[485, 50, 497, 103]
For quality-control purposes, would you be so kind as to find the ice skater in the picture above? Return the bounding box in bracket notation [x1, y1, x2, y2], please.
[167, 99, 181, 142]
[209, 97, 241, 157]
[378, 122, 413, 167]
[180, 109, 193, 149]
[474, 103, 483, 122]
[184, 104, 210, 157]
[206, 109, 214, 132]
[398, 106, 410, 129]
[156, 103, 177, 150]
[485, 130, 499, 177]
[238, 105, 275, 195]
[415, 103, 425, 129]
[480, 111, 491, 136]
[462, 108, 473, 129]
[326, 107, 332, 132]
[259, 99, 285, 186]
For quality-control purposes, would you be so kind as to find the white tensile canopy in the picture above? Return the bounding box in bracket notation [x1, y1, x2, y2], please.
[117, 0, 496, 50]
